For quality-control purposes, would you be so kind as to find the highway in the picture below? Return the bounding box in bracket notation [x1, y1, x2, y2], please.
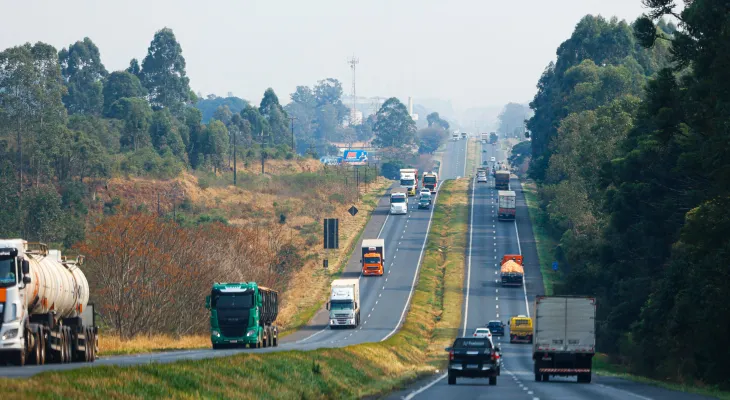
[390, 140, 713, 400]
[0, 139, 468, 378]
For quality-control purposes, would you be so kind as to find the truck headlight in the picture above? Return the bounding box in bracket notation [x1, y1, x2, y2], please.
[246, 329, 257, 337]
[211, 330, 220, 337]
[330, 319, 336, 325]
[2, 329, 18, 340]
[348, 319, 355, 324]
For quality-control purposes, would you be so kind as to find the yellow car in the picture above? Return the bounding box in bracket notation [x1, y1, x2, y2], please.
[508, 315, 533, 343]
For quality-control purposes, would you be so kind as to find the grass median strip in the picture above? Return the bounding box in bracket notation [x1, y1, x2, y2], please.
[2, 179, 470, 400]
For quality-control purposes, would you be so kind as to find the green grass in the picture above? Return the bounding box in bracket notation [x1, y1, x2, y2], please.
[593, 354, 730, 399]
[1, 180, 471, 400]
[521, 180, 560, 295]
[464, 138, 479, 177]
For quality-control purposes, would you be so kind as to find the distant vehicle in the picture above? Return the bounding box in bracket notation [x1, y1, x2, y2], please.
[207, 282, 279, 349]
[461, 132, 467, 139]
[327, 279, 360, 328]
[399, 168, 419, 196]
[361, 239, 385, 276]
[390, 188, 408, 215]
[495, 170, 510, 190]
[418, 195, 431, 209]
[498, 190, 516, 221]
[481, 133, 490, 143]
[500, 254, 524, 286]
[473, 327, 493, 342]
[477, 175, 488, 183]
[482, 148, 487, 152]
[533, 296, 596, 383]
[451, 133, 460, 141]
[422, 172, 438, 193]
[490, 156, 496, 162]
[446, 337, 500, 386]
[419, 188, 431, 198]
[508, 315, 533, 344]
[487, 320, 505, 336]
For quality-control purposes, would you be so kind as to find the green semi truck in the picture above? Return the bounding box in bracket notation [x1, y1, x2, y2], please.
[206, 282, 279, 349]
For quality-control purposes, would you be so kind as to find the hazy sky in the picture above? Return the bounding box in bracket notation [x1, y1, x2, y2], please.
[0, 0, 647, 111]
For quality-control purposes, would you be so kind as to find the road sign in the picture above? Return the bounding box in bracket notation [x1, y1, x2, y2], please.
[348, 206, 358, 217]
[323, 218, 339, 249]
[552, 261, 559, 271]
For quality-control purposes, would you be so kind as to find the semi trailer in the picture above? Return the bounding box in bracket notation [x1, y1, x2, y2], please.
[0, 239, 97, 366]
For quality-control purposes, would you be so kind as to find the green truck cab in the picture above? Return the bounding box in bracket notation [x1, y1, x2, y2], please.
[206, 282, 279, 349]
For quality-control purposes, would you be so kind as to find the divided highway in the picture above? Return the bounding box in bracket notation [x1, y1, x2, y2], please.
[391, 140, 713, 400]
[0, 139, 468, 378]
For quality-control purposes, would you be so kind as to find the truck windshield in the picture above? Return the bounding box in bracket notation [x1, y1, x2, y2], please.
[330, 301, 354, 311]
[514, 319, 530, 326]
[400, 179, 414, 186]
[0, 258, 17, 287]
[364, 256, 381, 264]
[391, 197, 406, 203]
[213, 293, 254, 309]
[424, 177, 436, 184]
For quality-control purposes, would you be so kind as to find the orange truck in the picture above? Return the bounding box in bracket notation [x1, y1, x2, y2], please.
[500, 254, 524, 287]
[361, 239, 385, 276]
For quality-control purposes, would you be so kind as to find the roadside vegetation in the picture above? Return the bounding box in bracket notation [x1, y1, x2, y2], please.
[520, 180, 560, 295]
[525, 5, 730, 391]
[1, 179, 469, 399]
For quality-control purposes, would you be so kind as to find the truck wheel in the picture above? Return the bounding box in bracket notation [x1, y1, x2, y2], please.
[273, 334, 278, 347]
[90, 330, 97, 362]
[577, 373, 592, 383]
[489, 376, 497, 386]
[65, 328, 72, 363]
[543, 374, 550, 382]
[534, 373, 542, 382]
[15, 349, 26, 366]
[38, 331, 46, 365]
[447, 373, 456, 385]
[30, 331, 41, 365]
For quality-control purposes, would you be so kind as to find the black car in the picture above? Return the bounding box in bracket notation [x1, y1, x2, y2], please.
[445, 337, 500, 385]
[487, 320, 505, 336]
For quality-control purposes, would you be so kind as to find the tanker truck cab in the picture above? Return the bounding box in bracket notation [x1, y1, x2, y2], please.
[0, 239, 98, 366]
[206, 282, 279, 349]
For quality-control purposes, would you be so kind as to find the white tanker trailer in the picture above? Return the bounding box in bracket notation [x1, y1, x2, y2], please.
[0, 239, 97, 366]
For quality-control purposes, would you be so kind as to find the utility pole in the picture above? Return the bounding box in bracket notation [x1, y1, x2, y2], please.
[260, 130, 269, 174]
[288, 116, 297, 155]
[348, 55, 359, 125]
[233, 126, 237, 185]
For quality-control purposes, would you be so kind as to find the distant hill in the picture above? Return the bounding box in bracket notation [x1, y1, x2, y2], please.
[195, 96, 249, 123]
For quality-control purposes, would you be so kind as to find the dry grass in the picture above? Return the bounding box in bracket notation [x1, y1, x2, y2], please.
[100, 335, 210, 356]
[1, 180, 470, 399]
[276, 177, 392, 332]
[465, 137, 479, 177]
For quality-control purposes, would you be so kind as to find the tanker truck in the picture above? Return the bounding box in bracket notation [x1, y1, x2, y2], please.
[0, 239, 97, 366]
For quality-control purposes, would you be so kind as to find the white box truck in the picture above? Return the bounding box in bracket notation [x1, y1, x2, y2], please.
[533, 296, 596, 383]
[327, 279, 360, 328]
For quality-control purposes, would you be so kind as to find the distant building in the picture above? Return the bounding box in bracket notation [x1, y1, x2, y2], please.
[408, 96, 419, 121]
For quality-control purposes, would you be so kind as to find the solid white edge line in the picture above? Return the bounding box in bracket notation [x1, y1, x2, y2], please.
[380, 179, 443, 342]
[403, 138, 475, 399]
[514, 214, 529, 318]
[462, 174, 476, 336]
[403, 373, 448, 400]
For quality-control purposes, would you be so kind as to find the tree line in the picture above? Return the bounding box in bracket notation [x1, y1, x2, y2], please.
[526, 2, 730, 388]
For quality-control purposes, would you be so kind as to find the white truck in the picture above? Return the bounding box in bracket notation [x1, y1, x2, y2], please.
[533, 296, 596, 383]
[399, 168, 419, 196]
[0, 239, 97, 366]
[327, 279, 360, 329]
[390, 188, 408, 215]
[481, 133, 489, 143]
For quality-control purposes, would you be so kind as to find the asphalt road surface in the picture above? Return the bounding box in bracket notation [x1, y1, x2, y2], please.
[388, 140, 713, 400]
[0, 139, 468, 378]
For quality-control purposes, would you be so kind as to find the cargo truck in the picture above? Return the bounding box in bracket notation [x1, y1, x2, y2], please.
[327, 279, 360, 328]
[361, 239, 385, 276]
[508, 315, 533, 344]
[500, 254, 524, 286]
[422, 172, 438, 193]
[498, 190, 516, 221]
[495, 170, 510, 190]
[206, 282, 279, 349]
[399, 168, 419, 196]
[390, 188, 408, 215]
[533, 296, 596, 383]
[480, 133, 489, 143]
[0, 239, 97, 366]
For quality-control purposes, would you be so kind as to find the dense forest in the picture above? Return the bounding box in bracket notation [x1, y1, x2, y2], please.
[527, 1, 730, 387]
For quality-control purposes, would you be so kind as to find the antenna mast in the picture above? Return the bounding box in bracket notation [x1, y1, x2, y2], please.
[348, 55, 359, 125]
